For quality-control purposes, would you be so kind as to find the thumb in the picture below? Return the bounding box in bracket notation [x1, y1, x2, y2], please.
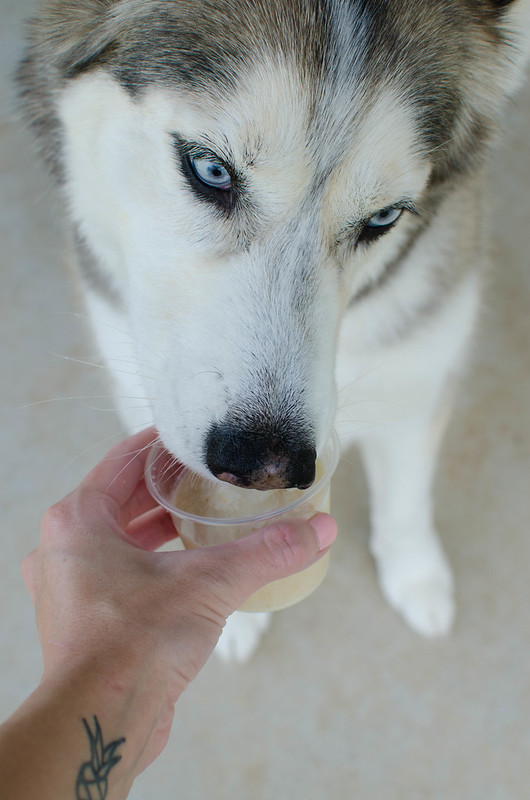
[198, 513, 337, 615]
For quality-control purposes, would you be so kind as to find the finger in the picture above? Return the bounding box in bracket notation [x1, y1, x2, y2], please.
[125, 505, 180, 551]
[170, 513, 337, 615]
[119, 477, 160, 528]
[80, 427, 159, 508]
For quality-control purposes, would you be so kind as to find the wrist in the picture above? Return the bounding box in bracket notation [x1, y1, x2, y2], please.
[40, 624, 182, 711]
[30, 645, 173, 785]
[0, 670, 146, 800]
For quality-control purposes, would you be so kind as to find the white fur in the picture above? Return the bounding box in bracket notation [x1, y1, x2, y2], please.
[55, 33, 523, 659]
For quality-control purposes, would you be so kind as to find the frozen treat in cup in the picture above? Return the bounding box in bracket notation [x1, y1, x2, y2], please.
[144, 430, 340, 613]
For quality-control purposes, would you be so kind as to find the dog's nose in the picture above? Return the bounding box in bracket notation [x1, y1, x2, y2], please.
[205, 423, 316, 490]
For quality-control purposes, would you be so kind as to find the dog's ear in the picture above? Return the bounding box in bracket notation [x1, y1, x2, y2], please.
[23, 0, 119, 77]
[16, 0, 121, 180]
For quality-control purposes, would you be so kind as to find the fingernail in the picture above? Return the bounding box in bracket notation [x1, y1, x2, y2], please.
[310, 514, 337, 550]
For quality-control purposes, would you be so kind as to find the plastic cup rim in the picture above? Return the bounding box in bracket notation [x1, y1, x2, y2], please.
[144, 428, 340, 527]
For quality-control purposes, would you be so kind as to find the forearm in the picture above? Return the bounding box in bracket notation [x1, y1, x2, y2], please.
[0, 655, 170, 800]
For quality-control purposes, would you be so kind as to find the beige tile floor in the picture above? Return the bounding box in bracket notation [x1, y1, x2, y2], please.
[1, 3, 530, 799]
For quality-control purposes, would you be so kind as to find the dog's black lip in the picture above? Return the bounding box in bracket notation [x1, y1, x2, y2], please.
[215, 471, 315, 491]
[216, 470, 251, 488]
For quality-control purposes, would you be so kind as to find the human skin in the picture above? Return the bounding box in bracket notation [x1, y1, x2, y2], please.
[0, 428, 336, 799]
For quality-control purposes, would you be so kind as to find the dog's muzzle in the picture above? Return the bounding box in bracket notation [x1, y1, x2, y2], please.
[205, 422, 316, 491]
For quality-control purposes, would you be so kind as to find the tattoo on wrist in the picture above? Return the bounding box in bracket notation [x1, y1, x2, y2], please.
[76, 716, 126, 800]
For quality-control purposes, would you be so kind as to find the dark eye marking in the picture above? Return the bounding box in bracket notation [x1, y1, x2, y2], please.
[357, 206, 405, 244]
[171, 134, 238, 212]
[337, 201, 418, 247]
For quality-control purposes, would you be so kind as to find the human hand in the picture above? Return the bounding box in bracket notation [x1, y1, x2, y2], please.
[22, 428, 337, 771]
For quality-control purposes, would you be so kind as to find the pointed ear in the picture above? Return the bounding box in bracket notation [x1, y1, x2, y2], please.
[26, 0, 119, 77]
[16, 0, 120, 180]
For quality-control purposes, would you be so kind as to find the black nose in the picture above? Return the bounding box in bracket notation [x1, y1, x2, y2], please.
[205, 423, 316, 490]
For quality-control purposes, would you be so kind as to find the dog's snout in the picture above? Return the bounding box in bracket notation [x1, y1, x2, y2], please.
[205, 423, 316, 490]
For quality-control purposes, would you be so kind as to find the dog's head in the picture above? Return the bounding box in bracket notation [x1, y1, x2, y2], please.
[18, 0, 528, 487]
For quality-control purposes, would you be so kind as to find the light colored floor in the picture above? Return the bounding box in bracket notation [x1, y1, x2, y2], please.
[2, 4, 530, 799]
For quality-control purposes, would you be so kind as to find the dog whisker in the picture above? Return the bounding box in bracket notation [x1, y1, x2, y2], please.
[104, 436, 162, 494]
[81, 403, 151, 412]
[189, 370, 224, 380]
[49, 352, 160, 381]
[57, 428, 136, 474]
[158, 454, 182, 485]
[52, 311, 163, 362]
[333, 418, 387, 436]
[336, 365, 386, 397]
[21, 395, 153, 409]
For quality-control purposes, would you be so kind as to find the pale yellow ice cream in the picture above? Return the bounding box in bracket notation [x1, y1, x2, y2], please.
[170, 463, 331, 612]
[172, 462, 324, 521]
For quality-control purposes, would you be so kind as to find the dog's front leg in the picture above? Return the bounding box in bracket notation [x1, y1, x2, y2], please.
[215, 611, 272, 663]
[338, 260, 481, 636]
[358, 405, 455, 637]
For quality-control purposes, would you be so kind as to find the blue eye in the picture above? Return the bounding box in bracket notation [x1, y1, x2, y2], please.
[190, 157, 232, 191]
[367, 207, 403, 228]
[356, 206, 405, 245]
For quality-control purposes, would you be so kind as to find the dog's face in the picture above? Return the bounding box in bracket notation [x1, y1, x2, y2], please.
[19, 0, 528, 487]
[59, 61, 429, 487]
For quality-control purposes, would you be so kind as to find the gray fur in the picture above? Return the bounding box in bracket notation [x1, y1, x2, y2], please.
[350, 216, 431, 306]
[15, 0, 528, 358]
[15, 0, 530, 647]
[73, 228, 123, 307]
[17, 0, 522, 188]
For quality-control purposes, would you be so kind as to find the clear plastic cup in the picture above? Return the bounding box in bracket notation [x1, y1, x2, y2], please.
[144, 430, 340, 613]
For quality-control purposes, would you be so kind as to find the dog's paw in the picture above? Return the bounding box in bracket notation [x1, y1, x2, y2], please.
[215, 611, 272, 664]
[384, 574, 454, 637]
[374, 537, 455, 637]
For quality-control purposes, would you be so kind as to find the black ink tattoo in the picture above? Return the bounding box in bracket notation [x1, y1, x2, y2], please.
[76, 716, 126, 800]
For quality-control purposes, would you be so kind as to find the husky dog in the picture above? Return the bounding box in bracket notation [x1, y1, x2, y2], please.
[18, 0, 530, 661]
